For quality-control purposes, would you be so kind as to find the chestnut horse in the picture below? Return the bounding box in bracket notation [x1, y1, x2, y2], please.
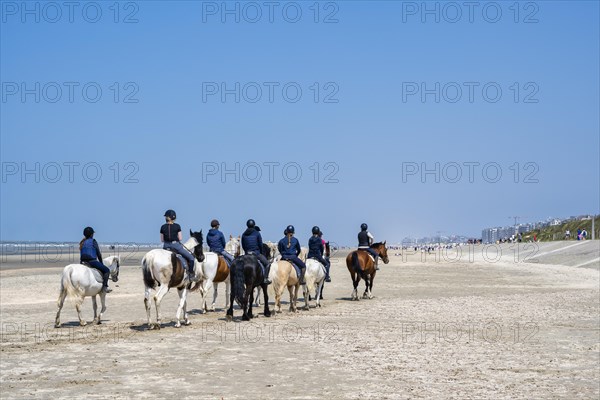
[345, 241, 389, 300]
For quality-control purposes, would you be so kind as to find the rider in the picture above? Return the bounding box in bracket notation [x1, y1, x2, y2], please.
[308, 226, 331, 282]
[160, 209, 195, 279]
[79, 227, 111, 293]
[278, 225, 307, 285]
[207, 219, 234, 267]
[358, 223, 380, 270]
[241, 219, 271, 285]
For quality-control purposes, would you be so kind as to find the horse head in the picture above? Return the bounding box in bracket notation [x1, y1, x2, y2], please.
[189, 229, 205, 262]
[106, 255, 120, 282]
[372, 241, 389, 264]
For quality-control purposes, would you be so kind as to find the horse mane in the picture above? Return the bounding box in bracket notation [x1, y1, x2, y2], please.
[370, 242, 384, 248]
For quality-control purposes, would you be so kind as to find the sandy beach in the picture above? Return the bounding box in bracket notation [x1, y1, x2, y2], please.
[1, 241, 598, 399]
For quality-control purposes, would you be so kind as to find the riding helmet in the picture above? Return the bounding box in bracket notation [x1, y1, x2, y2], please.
[83, 226, 95, 238]
[211, 219, 220, 228]
[361, 223, 368, 231]
[246, 219, 255, 228]
[312, 226, 320, 235]
[286, 225, 295, 234]
[164, 209, 177, 220]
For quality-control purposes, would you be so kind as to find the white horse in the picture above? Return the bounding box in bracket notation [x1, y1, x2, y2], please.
[142, 231, 204, 329]
[192, 236, 241, 312]
[55, 255, 120, 327]
[303, 258, 327, 308]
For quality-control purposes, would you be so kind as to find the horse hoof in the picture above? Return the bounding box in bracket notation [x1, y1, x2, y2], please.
[80, 321, 87, 327]
[175, 322, 181, 328]
[184, 320, 192, 326]
[96, 320, 102, 325]
[264, 311, 271, 318]
[242, 315, 250, 321]
[226, 314, 233, 322]
[54, 323, 60, 328]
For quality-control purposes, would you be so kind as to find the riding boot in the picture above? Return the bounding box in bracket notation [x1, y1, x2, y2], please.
[325, 264, 331, 282]
[299, 267, 306, 285]
[263, 263, 272, 285]
[102, 273, 112, 293]
[375, 257, 380, 271]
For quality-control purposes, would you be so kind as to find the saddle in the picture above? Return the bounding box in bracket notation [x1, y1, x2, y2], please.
[283, 259, 302, 279]
[81, 262, 104, 284]
[358, 249, 376, 263]
[219, 254, 232, 269]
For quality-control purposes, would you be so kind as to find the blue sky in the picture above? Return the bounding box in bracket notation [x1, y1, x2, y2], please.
[1, 1, 599, 245]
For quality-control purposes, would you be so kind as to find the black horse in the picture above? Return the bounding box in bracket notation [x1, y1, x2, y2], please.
[226, 254, 271, 321]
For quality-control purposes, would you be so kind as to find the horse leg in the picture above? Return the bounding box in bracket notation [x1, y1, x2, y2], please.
[351, 272, 359, 301]
[303, 283, 310, 311]
[262, 283, 271, 317]
[144, 287, 153, 328]
[248, 288, 254, 319]
[175, 288, 188, 327]
[225, 280, 230, 310]
[226, 286, 234, 322]
[242, 283, 252, 321]
[288, 286, 297, 313]
[368, 275, 375, 299]
[92, 296, 98, 323]
[211, 282, 218, 311]
[362, 276, 370, 299]
[54, 287, 67, 328]
[97, 293, 107, 324]
[153, 284, 170, 329]
[75, 296, 87, 326]
[316, 281, 324, 308]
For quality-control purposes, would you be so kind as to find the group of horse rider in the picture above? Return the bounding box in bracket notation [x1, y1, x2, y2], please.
[79, 208, 381, 293]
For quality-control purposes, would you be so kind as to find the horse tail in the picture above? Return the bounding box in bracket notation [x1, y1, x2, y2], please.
[142, 255, 157, 289]
[230, 258, 246, 306]
[352, 252, 366, 279]
[61, 265, 83, 302]
[306, 262, 317, 293]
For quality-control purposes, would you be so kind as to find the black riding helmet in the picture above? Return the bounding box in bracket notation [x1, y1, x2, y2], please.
[164, 209, 177, 220]
[361, 223, 368, 231]
[312, 226, 320, 235]
[211, 219, 220, 228]
[286, 225, 295, 234]
[83, 226, 95, 238]
[246, 219, 255, 228]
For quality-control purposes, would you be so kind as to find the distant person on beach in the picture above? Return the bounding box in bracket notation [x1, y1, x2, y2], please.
[79, 227, 111, 293]
[582, 229, 587, 240]
[565, 230, 571, 240]
[577, 228, 582, 240]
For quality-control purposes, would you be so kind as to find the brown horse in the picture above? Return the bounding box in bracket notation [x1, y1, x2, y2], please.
[345, 242, 389, 300]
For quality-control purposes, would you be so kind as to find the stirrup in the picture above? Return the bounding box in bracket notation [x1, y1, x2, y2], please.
[102, 286, 112, 293]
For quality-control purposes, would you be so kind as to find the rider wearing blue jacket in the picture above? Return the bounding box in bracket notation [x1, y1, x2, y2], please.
[241, 219, 271, 285]
[207, 219, 234, 267]
[278, 225, 306, 285]
[79, 227, 111, 293]
[307, 226, 331, 282]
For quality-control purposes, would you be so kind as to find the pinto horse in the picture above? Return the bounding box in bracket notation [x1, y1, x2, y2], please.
[345, 241, 389, 301]
[191, 235, 241, 312]
[226, 254, 271, 321]
[55, 256, 120, 327]
[142, 230, 205, 329]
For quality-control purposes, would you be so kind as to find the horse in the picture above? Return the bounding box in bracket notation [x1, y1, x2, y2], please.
[303, 258, 326, 308]
[309, 241, 331, 302]
[253, 242, 276, 307]
[345, 241, 389, 301]
[270, 259, 304, 313]
[191, 235, 241, 312]
[55, 255, 120, 327]
[226, 254, 271, 321]
[142, 230, 205, 329]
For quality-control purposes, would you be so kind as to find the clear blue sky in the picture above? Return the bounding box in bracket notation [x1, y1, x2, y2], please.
[1, 1, 599, 245]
